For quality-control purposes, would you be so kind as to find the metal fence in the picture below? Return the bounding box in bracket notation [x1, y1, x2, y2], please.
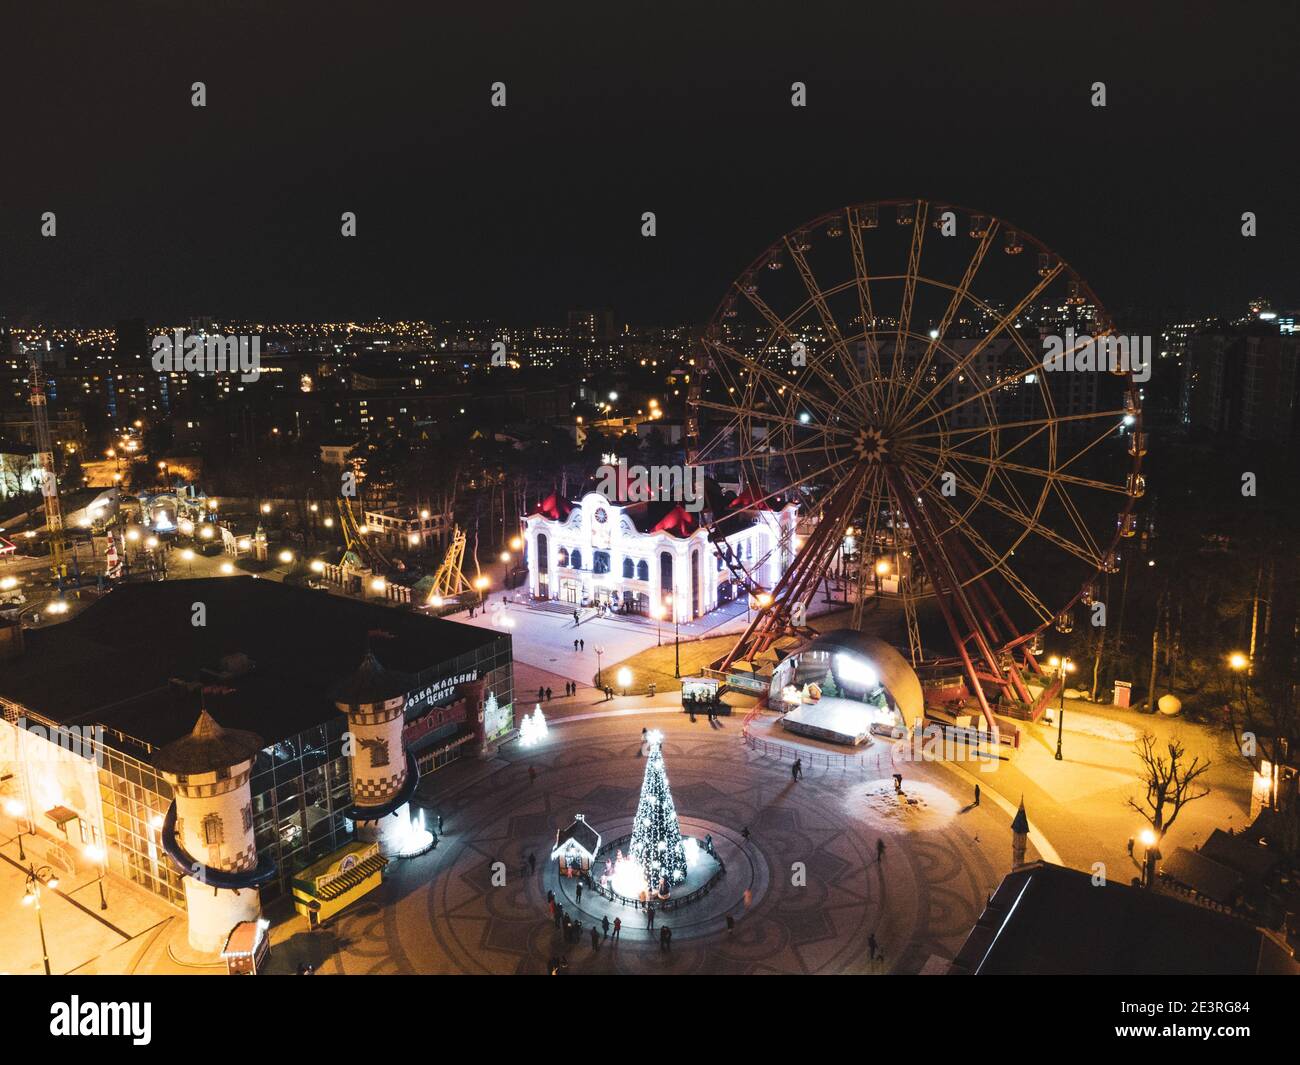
[586, 833, 727, 912]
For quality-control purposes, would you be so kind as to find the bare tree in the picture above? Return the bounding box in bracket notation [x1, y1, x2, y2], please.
[1127, 732, 1212, 888]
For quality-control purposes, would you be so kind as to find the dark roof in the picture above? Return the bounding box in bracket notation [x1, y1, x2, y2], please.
[1201, 828, 1278, 885]
[330, 650, 415, 708]
[1010, 801, 1029, 835]
[153, 709, 264, 775]
[950, 861, 1264, 975]
[0, 577, 506, 750]
[555, 814, 601, 856]
[1162, 847, 1243, 905]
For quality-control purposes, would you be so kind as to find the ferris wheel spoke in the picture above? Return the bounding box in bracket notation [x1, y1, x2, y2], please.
[886, 200, 929, 413]
[905, 442, 1131, 495]
[784, 239, 873, 414]
[923, 489, 1055, 625]
[690, 441, 849, 467]
[703, 337, 839, 419]
[897, 222, 1000, 414]
[961, 483, 1104, 569]
[1050, 479, 1106, 562]
[880, 478, 924, 664]
[846, 207, 889, 411]
[900, 261, 1064, 426]
[689, 397, 856, 439]
[736, 284, 847, 402]
[905, 406, 1132, 441]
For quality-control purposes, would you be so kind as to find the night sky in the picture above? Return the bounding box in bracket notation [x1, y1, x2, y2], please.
[2, 0, 1297, 326]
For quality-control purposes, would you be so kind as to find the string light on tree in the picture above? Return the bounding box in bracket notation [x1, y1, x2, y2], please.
[629, 730, 688, 895]
[519, 704, 549, 747]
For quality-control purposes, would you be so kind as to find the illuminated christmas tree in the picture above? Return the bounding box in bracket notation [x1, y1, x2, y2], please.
[629, 730, 688, 891]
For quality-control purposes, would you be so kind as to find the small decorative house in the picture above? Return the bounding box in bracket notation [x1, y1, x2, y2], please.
[550, 813, 602, 878]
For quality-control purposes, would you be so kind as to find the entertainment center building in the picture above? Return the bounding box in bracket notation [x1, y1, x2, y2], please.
[0, 578, 512, 918]
[524, 484, 798, 621]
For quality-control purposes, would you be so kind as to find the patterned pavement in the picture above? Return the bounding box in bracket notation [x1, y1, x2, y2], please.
[296, 713, 1014, 975]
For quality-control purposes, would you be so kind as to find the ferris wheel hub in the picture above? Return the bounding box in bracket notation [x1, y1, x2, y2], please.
[853, 426, 890, 464]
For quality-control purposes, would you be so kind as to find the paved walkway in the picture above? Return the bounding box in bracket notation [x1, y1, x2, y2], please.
[260, 712, 1021, 975]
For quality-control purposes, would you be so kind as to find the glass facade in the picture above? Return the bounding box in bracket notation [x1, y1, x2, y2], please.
[2, 631, 513, 912]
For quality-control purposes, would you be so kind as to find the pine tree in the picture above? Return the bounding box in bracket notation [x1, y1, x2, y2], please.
[630, 730, 688, 889]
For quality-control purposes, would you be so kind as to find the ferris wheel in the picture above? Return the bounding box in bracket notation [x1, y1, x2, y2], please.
[687, 199, 1146, 726]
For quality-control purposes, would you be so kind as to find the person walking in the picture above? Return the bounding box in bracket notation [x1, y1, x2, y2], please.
[437, 814, 444, 834]
[548, 899, 556, 920]
[579, 639, 585, 652]
[876, 837, 886, 861]
[572, 920, 582, 945]
[590, 926, 600, 951]
[602, 915, 610, 938]
[547, 888, 555, 906]
[974, 783, 981, 807]
[743, 888, 752, 909]
[545, 686, 552, 702]
[741, 826, 751, 843]
[647, 905, 656, 929]
[576, 881, 583, 903]
[574, 638, 579, 651]
[538, 686, 544, 702]
[555, 906, 564, 929]
[659, 925, 669, 951]
[612, 916, 621, 941]
[528, 852, 536, 874]
[868, 932, 879, 960]
[792, 757, 802, 781]
[726, 914, 735, 933]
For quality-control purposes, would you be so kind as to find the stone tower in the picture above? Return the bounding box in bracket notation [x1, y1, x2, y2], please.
[1011, 799, 1030, 868]
[332, 651, 419, 857]
[155, 709, 272, 953]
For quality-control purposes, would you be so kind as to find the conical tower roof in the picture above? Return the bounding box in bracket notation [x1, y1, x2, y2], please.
[330, 650, 414, 708]
[1011, 799, 1029, 835]
[154, 708, 264, 775]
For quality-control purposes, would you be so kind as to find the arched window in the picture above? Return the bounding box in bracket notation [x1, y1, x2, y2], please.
[537, 533, 549, 574]
[571, 548, 583, 570]
[593, 550, 610, 574]
[659, 551, 674, 598]
[636, 560, 649, 581]
[557, 546, 569, 567]
[623, 557, 635, 579]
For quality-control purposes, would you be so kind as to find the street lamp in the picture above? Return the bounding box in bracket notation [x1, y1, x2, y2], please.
[22, 864, 60, 976]
[617, 667, 632, 696]
[595, 645, 605, 688]
[474, 575, 490, 610]
[651, 604, 665, 646]
[1047, 655, 1075, 761]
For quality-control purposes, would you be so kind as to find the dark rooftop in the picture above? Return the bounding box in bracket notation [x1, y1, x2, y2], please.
[950, 861, 1265, 975]
[0, 577, 506, 751]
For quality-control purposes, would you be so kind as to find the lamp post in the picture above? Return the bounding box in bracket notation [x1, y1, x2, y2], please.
[665, 595, 680, 679]
[474, 575, 490, 611]
[652, 605, 665, 647]
[22, 864, 60, 976]
[595, 646, 605, 688]
[1047, 655, 1075, 761]
[616, 667, 632, 697]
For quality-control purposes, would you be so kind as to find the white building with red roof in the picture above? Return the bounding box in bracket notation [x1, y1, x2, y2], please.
[523, 481, 798, 621]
